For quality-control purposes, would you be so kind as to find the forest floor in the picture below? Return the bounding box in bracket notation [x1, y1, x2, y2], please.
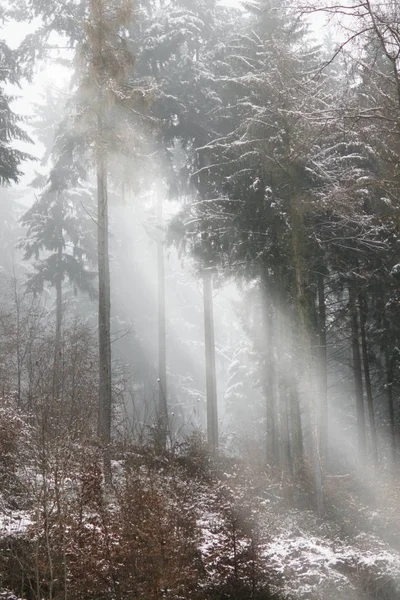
[1, 434, 400, 600]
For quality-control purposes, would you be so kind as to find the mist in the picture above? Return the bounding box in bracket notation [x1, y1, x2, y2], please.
[0, 1, 400, 599]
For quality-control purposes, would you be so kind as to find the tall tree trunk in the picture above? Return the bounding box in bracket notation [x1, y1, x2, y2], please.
[289, 378, 303, 472]
[317, 273, 328, 464]
[97, 148, 112, 481]
[203, 269, 218, 450]
[11, 273, 22, 407]
[290, 196, 324, 516]
[53, 243, 63, 400]
[275, 278, 303, 469]
[358, 293, 378, 464]
[279, 380, 291, 472]
[349, 280, 366, 461]
[275, 296, 291, 471]
[157, 194, 168, 449]
[385, 349, 396, 465]
[262, 274, 278, 466]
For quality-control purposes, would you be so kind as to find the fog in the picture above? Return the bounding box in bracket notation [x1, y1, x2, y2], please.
[1, 1, 400, 599]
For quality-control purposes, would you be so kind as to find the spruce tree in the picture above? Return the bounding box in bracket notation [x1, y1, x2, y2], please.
[77, 0, 142, 475]
[0, 40, 31, 186]
[20, 114, 96, 398]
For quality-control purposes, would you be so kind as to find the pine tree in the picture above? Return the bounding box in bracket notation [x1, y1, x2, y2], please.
[169, 0, 328, 504]
[0, 40, 31, 186]
[19, 114, 96, 398]
[77, 0, 144, 476]
[303, 0, 400, 470]
[137, 0, 237, 449]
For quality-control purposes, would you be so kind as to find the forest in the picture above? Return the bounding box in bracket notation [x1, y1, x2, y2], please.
[0, 0, 400, 598]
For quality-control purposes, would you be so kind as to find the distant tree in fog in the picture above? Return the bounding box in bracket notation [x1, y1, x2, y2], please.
[19, 115, 96, 398]
[140, 0, 238, 450]
[13, 0, 152, 472]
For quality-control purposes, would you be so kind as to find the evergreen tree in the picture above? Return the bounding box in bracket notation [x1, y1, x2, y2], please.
[77, 0, 146, 475]
[168, 0, 328, 506]
[19, 114, 96, 397]
[0, 39, 31, 186]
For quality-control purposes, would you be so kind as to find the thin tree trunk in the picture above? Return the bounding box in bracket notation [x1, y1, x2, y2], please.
[385, 349, 396, 465]
[97, 147, 112, 481]
[265, 298, 278, 465]
[289, 378, 303, 472]
[53, 243, 63, 400]
[276, 279, 303, 469]
[279, 380, 291, 472]
[317, 273, 328, 464]
[349, 280, 366, 461]
[276, 296, 291, 472]
[157, 194, 168, 449]
[203, 269, 218, 450]
[260, 271, 279, 465]
[290, 196, 324, 515]
[358, 293, 378, 464]
[11, 273, 22, 407]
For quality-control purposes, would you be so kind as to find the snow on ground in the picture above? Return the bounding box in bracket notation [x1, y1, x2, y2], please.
[264, 529, 400, 599]
[0, 507, 32, 538]
[1, 463, 400, 600]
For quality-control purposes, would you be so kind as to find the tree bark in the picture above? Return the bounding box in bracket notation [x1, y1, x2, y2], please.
[349, 280, 366, 461]
[157, 194, 168, 449]
[385, 349, 396, 465]
[11, 273, 22, 407]
[358, 293, 378, 464]
[289, 378, 303, 472]
[262, 276, 278, 466]
[279, 380, 291, 472]
[317, 273, 328, 463]
[53, 242, 63, 401]
[275, 294, 291, 471]
[290, 196, 324, 515]
[97, 148, 112, 480]
[203, 269, 218, 450]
